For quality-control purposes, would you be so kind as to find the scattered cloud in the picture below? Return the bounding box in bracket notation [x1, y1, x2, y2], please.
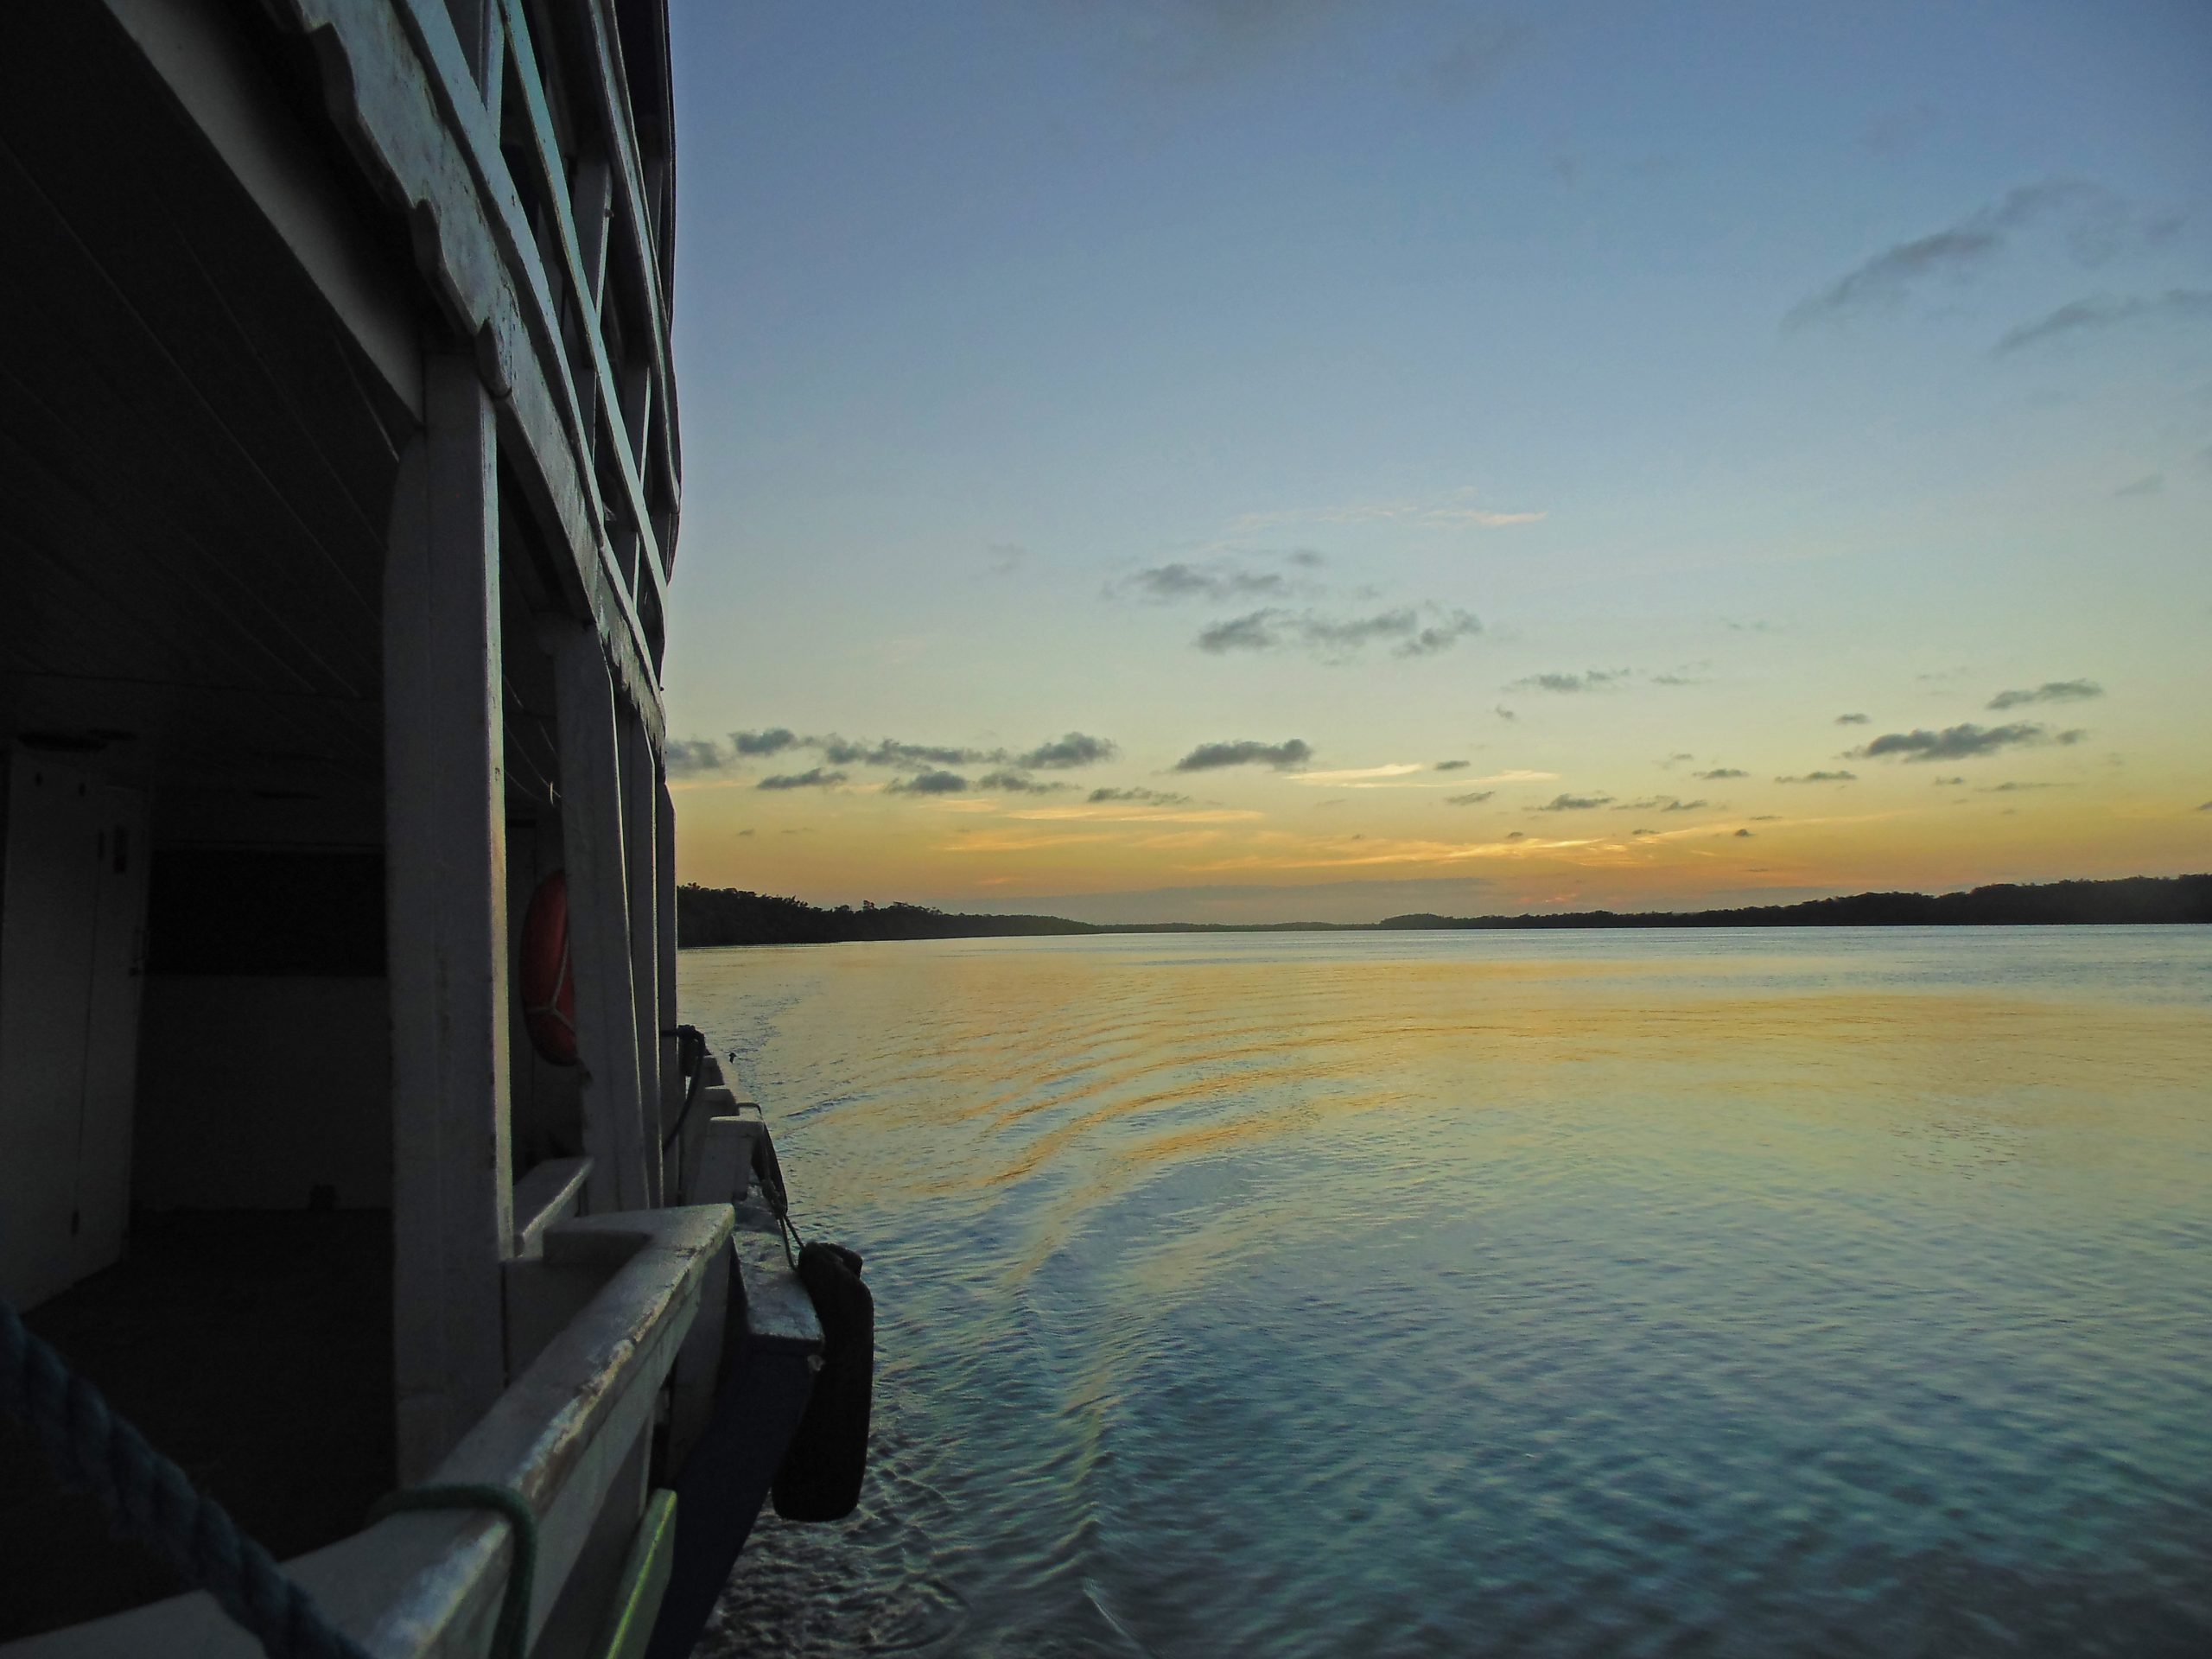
[665, 738, 725, 776]
[1994, 289, 2212, 354]
[1434, 760, 1470, 772]
[1120, 560, 1294, 604]
[888, 769, 970, 795]
[1986, 679, 2102, 710]
[1980, 781, 2066, 793]
[1786, 179, 2128, 329]
[1445, 790, 1495, 806]
[1494, 704, 1517, 721]
[1614, 796, 1710, 812]
[733, 728, 800, 756]
[1197, 605, 1482, 660]
[1019, 732, 1119, 768]
[817, 735, 988, 768]
[1173, 738, 1314, 772]
[1694, 767, 1748, 780]
[1777, 770, 1858, 784]
[757, 767, 847, 791]
[1509, 669, 1629, 694]
[1734, 828, 1753, 838]
[1534, 793, 1613, 812]
[976, 770, 1072, 795]
[1852, 721, 2083, 761]
[1834, 713, 1870, 726]
[1088, 786, 1192, 806]
[2113, 473, 2164, 498]
[1935, 776, 1966, 786]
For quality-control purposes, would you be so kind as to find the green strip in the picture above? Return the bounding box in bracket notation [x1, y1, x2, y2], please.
[592, 1488, 680, 1659]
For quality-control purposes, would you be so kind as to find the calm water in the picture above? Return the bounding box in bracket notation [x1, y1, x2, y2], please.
[681, 927, 2212, 1658]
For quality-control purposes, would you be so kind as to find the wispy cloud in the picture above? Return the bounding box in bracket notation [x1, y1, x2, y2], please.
[1777, 770, 1858, 783]
[1088, 786, 1192, 806]
[976, 770, 1073, 795]
[1994, 289, 2212, 354]
[1534, 793, 1614, 812]
[1196, 605, 1482, 661]
[1834, 713, 1870, 726]
[1229, 489, 1544, 536]
[1986, 679, 2102, 710]
[757, 767, 848, 791]
[1694, 767, 1748, 780]
[1852, 722, 2085, 762]
[1786, 179, 2128, 328]
[1117, 559, 1297, 604]
[1434, 760, 1470, 772]
[1509, 669, 1630, 694]
[2113, 474, 2164, 498]
[1445, 790, 1495, 806]
[1173, 738, 1314, 772]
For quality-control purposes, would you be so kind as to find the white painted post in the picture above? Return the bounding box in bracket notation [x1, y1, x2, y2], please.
[620, 714, 662, 1205]
[385, 353, 515, 1481]
[545, 621, 651, 1214]
[655, 777, 680, 1158]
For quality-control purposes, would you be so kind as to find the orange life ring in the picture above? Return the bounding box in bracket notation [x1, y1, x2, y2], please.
[520, 870, 579, 1065]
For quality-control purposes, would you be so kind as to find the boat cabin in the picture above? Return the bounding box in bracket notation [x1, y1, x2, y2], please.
[0, 3, 818, 1653]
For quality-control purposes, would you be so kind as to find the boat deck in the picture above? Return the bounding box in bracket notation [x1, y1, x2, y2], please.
[0, 1212, 393, 1640]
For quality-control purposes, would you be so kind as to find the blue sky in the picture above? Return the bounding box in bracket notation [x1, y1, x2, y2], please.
[660, 1, 2210, 922]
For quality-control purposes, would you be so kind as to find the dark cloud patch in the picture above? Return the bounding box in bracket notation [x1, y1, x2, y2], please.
[977, 770, 1071, 795]
[1695, 767, 1748, 780]
[887, 770, 969, 795]
[1777, 770, 1858, 783]
[1445, 790, 1494, 806]
[665, 738, 725, 776]
[817, 735, 991, 768]
[1734, 828, 1753, 838]
[1853, 722, 2076, 761]
[1662, 798, 1708, 812]
[2199, 801, 2212, 811]
[1505, 831, 1525, 841]
[1173, 738, 1313, 772]
[1495, 705, 1517, 721]
[1510, 669, 1629, 694]
[1434, 760, 1471, 772]
[733, 728, 799, 757]
[1089, 787, 1191, 805]
[1199, 606, 1481, 660]
[1935, 776, 1966, 786]
[1614, 796, 1712, 813]
[1787, 180, 2124, 329]
[1987, 679, 2102, 711]
[1981, 781, 2065, 793]
[1994, 289, 2212, 354]
[736, 829, 755, 838]
[1126, 562, 1293, 604]
[1631, 828, 1656, 836]
[757, 767, 847, 791]
[1835, 713, 1871, 726]
[1019, 732, 1118, 769]
[1534, 793, 1613, 812]
[1649, 671, 1707, 687]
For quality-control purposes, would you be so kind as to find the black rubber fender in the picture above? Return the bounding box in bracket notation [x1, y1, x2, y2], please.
[771, 1243, 874, 1522]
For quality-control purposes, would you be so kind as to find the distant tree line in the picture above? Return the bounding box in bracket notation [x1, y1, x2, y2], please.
[1379, 874, 2212, 931]
[677, 886, 1102, 946]
[677, 874, 2210, 948]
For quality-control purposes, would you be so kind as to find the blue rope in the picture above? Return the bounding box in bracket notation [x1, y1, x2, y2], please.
[0, 1295, 372, 1659]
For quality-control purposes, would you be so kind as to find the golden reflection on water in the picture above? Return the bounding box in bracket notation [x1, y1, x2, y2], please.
[684, 930, 2212, 1659]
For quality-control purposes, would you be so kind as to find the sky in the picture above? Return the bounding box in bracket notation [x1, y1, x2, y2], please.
[660, 0, 2211, 924]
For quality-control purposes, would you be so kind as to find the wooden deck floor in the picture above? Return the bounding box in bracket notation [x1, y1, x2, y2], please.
[1, 1211, 394, 1639]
